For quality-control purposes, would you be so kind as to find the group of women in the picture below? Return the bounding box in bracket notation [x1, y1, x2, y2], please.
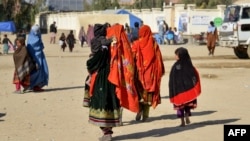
[13, 24, 49, 94]
[84, 22, 201, 141]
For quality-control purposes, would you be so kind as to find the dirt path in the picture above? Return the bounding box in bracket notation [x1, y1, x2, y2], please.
[1, 33, 250, 141]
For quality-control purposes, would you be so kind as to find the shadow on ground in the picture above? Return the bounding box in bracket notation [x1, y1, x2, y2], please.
[44, 86, 84, 92]
[123, 110, 217, 125]
[0, 113, 6, 122]
[115, 118, 239, 140]
[23, 86, 84, 94]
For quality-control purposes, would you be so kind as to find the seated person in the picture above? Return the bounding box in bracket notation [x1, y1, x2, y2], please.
[173, 27, 182, 44]
[165, 27, 175, 45]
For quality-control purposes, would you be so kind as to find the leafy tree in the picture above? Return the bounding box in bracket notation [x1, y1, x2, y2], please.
[0, 0, 45, 31]
[155, 0, 165, 9]
[111, 0, 120, 9]
[181, 0, 235, 8]
[141, 0, 152, 9]
[83, 0, 94, 11]
[92, 0, 120, 10]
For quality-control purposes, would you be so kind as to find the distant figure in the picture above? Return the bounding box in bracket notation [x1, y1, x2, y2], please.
[66, 30, 76, 52]
[27, 24, 49, 92]
[130, 22, 139, 43]
[124, 23, 131, 42]
[207, 21, 218, 56]
[2, 34, 13, 55]
[13, 37, 35, 94]
[173, 27, 182, 44]
[21, 29, 26, 40]
[140, 20, 144, 27]
[78, 26, 86, 47]
[158, 21, 165, 44]
[169, 47, 201, 127]
[163, 20, 169, 34]
[49, 21, 57, 44]
[86, 24, 94, 47]
[59, 33, 67, 52]
[165, 27, 175, 45]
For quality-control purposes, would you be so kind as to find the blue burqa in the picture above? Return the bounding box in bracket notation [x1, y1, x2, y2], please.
[27, 25, 49, 89]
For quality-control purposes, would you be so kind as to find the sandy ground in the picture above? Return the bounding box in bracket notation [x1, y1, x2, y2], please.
[1, 33, 250, 141]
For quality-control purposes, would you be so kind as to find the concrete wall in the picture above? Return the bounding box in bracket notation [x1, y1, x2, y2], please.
[35, 4, 226, 36]
[36, 12, 129, 38]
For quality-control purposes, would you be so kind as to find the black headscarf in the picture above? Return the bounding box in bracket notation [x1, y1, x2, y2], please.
[169, 47, 198, 98]
[90, 23, 112, 54]
[93, 23, 108, 38]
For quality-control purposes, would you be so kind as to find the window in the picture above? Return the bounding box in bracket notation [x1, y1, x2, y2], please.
[241, 7, 250, 19]
[241, 24, 250, 31]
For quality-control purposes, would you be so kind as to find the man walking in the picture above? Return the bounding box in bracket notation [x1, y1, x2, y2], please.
[50, 21, 57, 44]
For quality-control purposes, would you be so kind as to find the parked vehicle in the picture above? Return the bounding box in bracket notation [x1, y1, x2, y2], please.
[219, 3, 250, 59]
[193, 32, 207, 45]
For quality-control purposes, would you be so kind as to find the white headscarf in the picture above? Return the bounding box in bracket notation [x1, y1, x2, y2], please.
[160, 21, 164, 25]
[31, 24, 40, 35]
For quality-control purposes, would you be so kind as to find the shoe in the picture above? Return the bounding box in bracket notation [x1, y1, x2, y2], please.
[185, 113, 191, 124]
[142, 116, 148, 122]
[22, 87, 30, 93]
[33, 86, 44, 92]
[135, 111, 143, 121]
[99, 134, 112, 141]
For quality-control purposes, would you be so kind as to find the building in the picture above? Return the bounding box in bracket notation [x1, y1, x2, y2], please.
[118, 0, 135, 5]
[47, 0, 84, 11]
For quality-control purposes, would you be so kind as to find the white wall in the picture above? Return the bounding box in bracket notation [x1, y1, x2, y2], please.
[35, 4, 226, 36]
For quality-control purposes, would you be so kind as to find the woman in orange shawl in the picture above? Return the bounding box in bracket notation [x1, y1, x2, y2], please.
[131, 25, 165, 122]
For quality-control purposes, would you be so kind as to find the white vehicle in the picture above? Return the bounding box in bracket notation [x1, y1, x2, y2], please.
[219, 3, 250, 59]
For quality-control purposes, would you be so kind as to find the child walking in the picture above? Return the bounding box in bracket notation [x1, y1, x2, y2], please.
[168, 47, 201, 126]
[59, 33, 67, 52]
[66, 30, 76, 52]
[13, 37, 36, 93]
[2, 34, 13, 55]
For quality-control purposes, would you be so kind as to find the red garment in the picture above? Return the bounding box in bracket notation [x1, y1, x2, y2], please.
[131, 25, 165, 109]
[106, 24, 139, 113]
[170, 68, 201, 106]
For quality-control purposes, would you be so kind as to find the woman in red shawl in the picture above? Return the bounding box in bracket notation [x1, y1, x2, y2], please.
[169, 47, 201, 127]
[131, 24, 165, 122]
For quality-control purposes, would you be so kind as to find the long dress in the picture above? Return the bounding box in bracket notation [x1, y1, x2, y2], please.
[131, 25, 165, 121]
[169, 47, 201, 117]
[87, 23, 139, 128]
[26, 26, 49, 90]
[87, 24, 120, 127]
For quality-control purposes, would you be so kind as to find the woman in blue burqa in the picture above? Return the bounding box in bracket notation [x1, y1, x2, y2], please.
[26, 24, 49, 92]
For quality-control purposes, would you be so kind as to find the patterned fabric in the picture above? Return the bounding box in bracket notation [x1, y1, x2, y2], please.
[131, 25, 165, 109]
[87, 24, 120, 127]
[87, 50, 120, 127]
[13, 45, 35, 81]
[107, 24, 139, 113]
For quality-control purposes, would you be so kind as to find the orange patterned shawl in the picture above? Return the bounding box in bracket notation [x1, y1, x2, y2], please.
[107, 24, 139, 113]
